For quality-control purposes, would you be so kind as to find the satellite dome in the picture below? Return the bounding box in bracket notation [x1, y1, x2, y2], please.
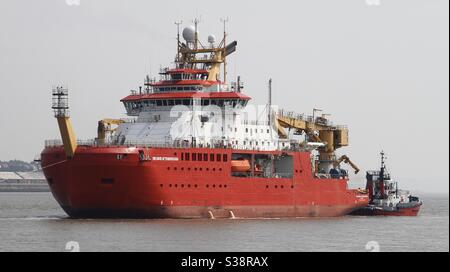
[208, 34, 216, 44]
[182, 26, 197, 43]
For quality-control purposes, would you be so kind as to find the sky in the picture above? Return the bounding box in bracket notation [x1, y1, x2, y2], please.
[0, 0, 448, 193]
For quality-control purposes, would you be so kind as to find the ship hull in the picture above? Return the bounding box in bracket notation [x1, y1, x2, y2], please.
[41, 146, 369, 219]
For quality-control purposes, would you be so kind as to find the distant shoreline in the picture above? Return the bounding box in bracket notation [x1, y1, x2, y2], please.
[0, 180, 49, 192]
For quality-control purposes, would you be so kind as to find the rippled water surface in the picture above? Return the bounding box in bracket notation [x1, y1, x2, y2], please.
[0, 192, 448, 252]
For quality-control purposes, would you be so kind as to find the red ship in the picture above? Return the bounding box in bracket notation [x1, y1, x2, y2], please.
[351, 152, 422, 216]
[41, 21, 369, 219]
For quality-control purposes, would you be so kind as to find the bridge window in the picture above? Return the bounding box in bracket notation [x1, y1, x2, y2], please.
[171, 74, 182, 80]
[217, 154, 222, 162]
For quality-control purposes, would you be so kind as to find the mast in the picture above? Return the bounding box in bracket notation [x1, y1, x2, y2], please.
[379, 151, 386, 198]
[52, 86, 77, 159]
[175, 20, 182, 65]
[268, 78, 272, 127]
[221, 17, 229, 84]
[194, 18, 199, 51]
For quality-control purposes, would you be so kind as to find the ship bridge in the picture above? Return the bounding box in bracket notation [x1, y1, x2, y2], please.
[120, 19, 242, 117]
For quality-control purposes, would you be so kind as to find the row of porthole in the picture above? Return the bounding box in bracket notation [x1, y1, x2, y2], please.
[266, 185, 295, 189]
[161, 184, 228, 189]
[167, 167, 223, 172]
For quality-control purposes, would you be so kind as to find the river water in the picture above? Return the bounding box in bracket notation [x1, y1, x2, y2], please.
[0, 192, 448, 252]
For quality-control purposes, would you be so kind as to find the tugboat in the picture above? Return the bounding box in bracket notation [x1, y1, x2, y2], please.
[352, 152, 422, 216]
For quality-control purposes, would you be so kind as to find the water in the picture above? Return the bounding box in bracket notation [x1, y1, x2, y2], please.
[0, 192, 448, 252]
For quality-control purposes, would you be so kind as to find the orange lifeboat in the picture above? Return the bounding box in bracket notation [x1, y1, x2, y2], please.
[231, 159, 251, 172]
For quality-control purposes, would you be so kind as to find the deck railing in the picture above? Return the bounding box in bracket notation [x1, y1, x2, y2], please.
[44, 139, 307, 152]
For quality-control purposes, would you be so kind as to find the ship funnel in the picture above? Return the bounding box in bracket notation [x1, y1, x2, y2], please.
[52, 86, 77, 159]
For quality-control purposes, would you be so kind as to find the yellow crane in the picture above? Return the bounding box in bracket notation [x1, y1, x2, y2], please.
[97, 119, 125, 145]
[276, 111, 349, 161]
[334, 155, 360, 174]
[275, 110, 357, 174]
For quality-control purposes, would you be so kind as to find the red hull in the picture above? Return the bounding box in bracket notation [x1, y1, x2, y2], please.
[351, 204, 422, 217]
[41, 146, 369, 219]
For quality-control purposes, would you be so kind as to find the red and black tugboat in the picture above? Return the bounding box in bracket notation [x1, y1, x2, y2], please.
[352, 152, 422, 216]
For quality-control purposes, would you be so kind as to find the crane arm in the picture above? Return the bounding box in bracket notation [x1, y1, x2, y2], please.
[335, 155, 360, 174]
[97, 119, 125, 145]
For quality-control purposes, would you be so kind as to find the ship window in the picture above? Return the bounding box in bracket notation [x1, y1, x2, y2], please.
[156, 100, 162, 106]
[183, 100, 191, 106]
[168, 100, 175, 106]
[210, 154, 215, 162]
[217, 154, 222, 162]
[172, 74, 182, 80]
[223, 154, 228, 162]
[181, 153, 184, 161]
[177, 87, 183, 91]
[184, 87, 190, 91]
[197, 153, 203, 162]
[246, 128, 248, 133]
[162, 100, 168, 106]
[204, 154, 208, 161]
[185, 153, 190, 161]
[175, 100, 182, 106]
[101, 178, 115, 185]
[192, 153, 197, 161]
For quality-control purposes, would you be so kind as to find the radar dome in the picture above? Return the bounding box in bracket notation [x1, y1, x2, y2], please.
[182, 26, 198, 43]
[208, 35, 216, 44]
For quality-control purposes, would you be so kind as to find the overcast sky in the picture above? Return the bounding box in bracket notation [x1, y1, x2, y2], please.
[0, 0, 448, 193]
